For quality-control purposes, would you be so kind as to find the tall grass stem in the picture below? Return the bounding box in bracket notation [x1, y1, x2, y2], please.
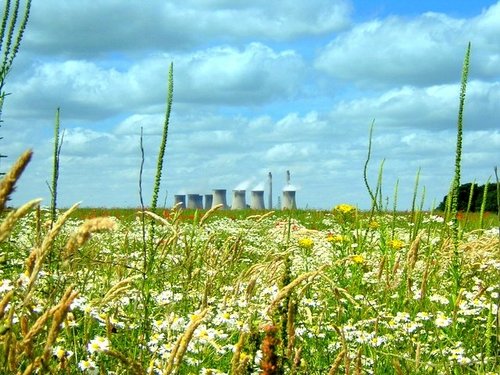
[151, 62, 174, 211]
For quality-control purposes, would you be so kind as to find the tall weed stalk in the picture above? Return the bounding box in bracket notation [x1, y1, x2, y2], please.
[363, 120, 379, 211]
[49, 108, 63, 226]
[449, 42, 471, 293]
[151, 62, 174, 211]
[0, 0, 31, 172]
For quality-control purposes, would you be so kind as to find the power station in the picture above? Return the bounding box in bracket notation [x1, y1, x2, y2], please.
[173, 171, 297, 210]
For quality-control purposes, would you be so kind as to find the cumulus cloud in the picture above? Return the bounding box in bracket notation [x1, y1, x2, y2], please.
[2, 1, 499, 210]
[8, 43, 306, 122]
[329, 81, 500, 130]
[315, 2, 500, 87]
[173, 43, 306, 104]
[25, 0, 351, 56]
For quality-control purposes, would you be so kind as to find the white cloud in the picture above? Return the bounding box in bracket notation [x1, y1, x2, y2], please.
[8, 43, 306, 122]
[25, 0, 351, 56]
[173, 43, 306, 104]
[315, 2, 500, 87]
[329, 81, 500, 130]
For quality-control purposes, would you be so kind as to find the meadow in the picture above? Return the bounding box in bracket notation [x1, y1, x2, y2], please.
[0, 154, 499, 374]
[1, 10, 499, 373]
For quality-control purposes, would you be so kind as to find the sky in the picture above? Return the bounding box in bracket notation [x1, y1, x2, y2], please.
[1, 0, 499, 210]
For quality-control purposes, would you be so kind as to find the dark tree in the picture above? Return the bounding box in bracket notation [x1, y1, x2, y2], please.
[438, 182, 499, 212]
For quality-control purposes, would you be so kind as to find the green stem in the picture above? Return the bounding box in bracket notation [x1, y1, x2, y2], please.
[151, 62, 174, 211]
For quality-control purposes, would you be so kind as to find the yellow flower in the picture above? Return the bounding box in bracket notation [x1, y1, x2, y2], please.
[352, 255, 364, 264]
[334, 204, 356, 214]
[368, 220, 379, 229]
[298, 237, 314, 249]
[326, 233, 344, 243]
[388, 239, 405, 250]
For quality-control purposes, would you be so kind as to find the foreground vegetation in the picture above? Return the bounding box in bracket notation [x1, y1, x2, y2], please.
[0, 154, 499, 374]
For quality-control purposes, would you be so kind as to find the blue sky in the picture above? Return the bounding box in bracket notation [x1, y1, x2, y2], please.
[2, 0, 499, 210]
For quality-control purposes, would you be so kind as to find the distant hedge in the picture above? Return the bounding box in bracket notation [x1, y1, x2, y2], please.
[437, 182, 499, 212]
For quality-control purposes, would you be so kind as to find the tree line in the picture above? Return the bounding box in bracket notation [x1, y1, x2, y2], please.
[437, 182, 499, 212]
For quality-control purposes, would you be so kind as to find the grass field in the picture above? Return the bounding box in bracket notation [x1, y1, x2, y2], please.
[1, 195, 499, 374]
[0, 27, 498, 374]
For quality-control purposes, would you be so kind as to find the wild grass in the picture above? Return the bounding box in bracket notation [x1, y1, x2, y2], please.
[1, 188, 499, 374]
[0, 19, 497, 374]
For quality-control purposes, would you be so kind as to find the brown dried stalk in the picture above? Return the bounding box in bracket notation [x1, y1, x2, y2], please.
[0, 199, 41, 242]
[230, 331, 248, 375]
[377, 255, 386, 282]
[199, 203, 223, 226]
[0, 149, 32, 213]
[392, 359, 404, 375]
[24, 202, 80, 303]
[0, 290, 14, 319]
[20, 287, 78, 375]
[95, 275, 140, 306]
[354, 347, 362, 375]
[286, 299, 297, 359]
[406, 230, 424, 271]
[163, 308, 209, 375]
[267, 265, 327, 315]
[63, 216, 116, 260]
[105, 348, 146, 375]
[328, 349, 346, 375]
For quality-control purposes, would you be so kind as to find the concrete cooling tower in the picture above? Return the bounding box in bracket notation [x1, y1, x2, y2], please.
[174, 194, 186, 209]
[187, 194, 203, 209]
[211, 189, 228, 209]
[231, 190, 246, 209]
[251, 190, 265, 209]
[204, 194, 213, 210]
[282, 190, 297, 210]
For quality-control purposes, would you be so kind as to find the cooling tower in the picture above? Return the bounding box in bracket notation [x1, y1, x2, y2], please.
[187, 194, 203, 209]
[212, 189, 228, 209]
[268, 172, 272, 209]
[204, 194, 213, 210]
[232, 190, 246, 210]
[174, 194, 186, 209]
[282, 190, 297, 210]
[251, 190, 265, 210]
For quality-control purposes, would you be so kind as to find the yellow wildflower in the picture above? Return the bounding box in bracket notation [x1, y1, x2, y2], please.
[388, 239, 405, 250]
[298, 237, 314, 249]
[334, 204, 356, 214]
[368, 220, 380, 229]
[352, 255, 364, 264]
[326, 233, 344, 243]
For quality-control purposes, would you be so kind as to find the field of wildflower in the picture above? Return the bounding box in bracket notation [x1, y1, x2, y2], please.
[0, 17, 498, 373]
[0, 152, 499, 374]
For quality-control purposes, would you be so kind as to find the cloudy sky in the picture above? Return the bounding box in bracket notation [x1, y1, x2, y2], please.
[2, 0, 499, 210]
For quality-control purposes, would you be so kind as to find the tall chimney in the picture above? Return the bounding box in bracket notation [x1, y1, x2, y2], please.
[251, 190, 265, 209]
[286, 170, 290, 186]
[174, 194, 186, 209]
[268, 172, 272, 209]
[232, 190, 246, 209]
[211, 189, 228, 209]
